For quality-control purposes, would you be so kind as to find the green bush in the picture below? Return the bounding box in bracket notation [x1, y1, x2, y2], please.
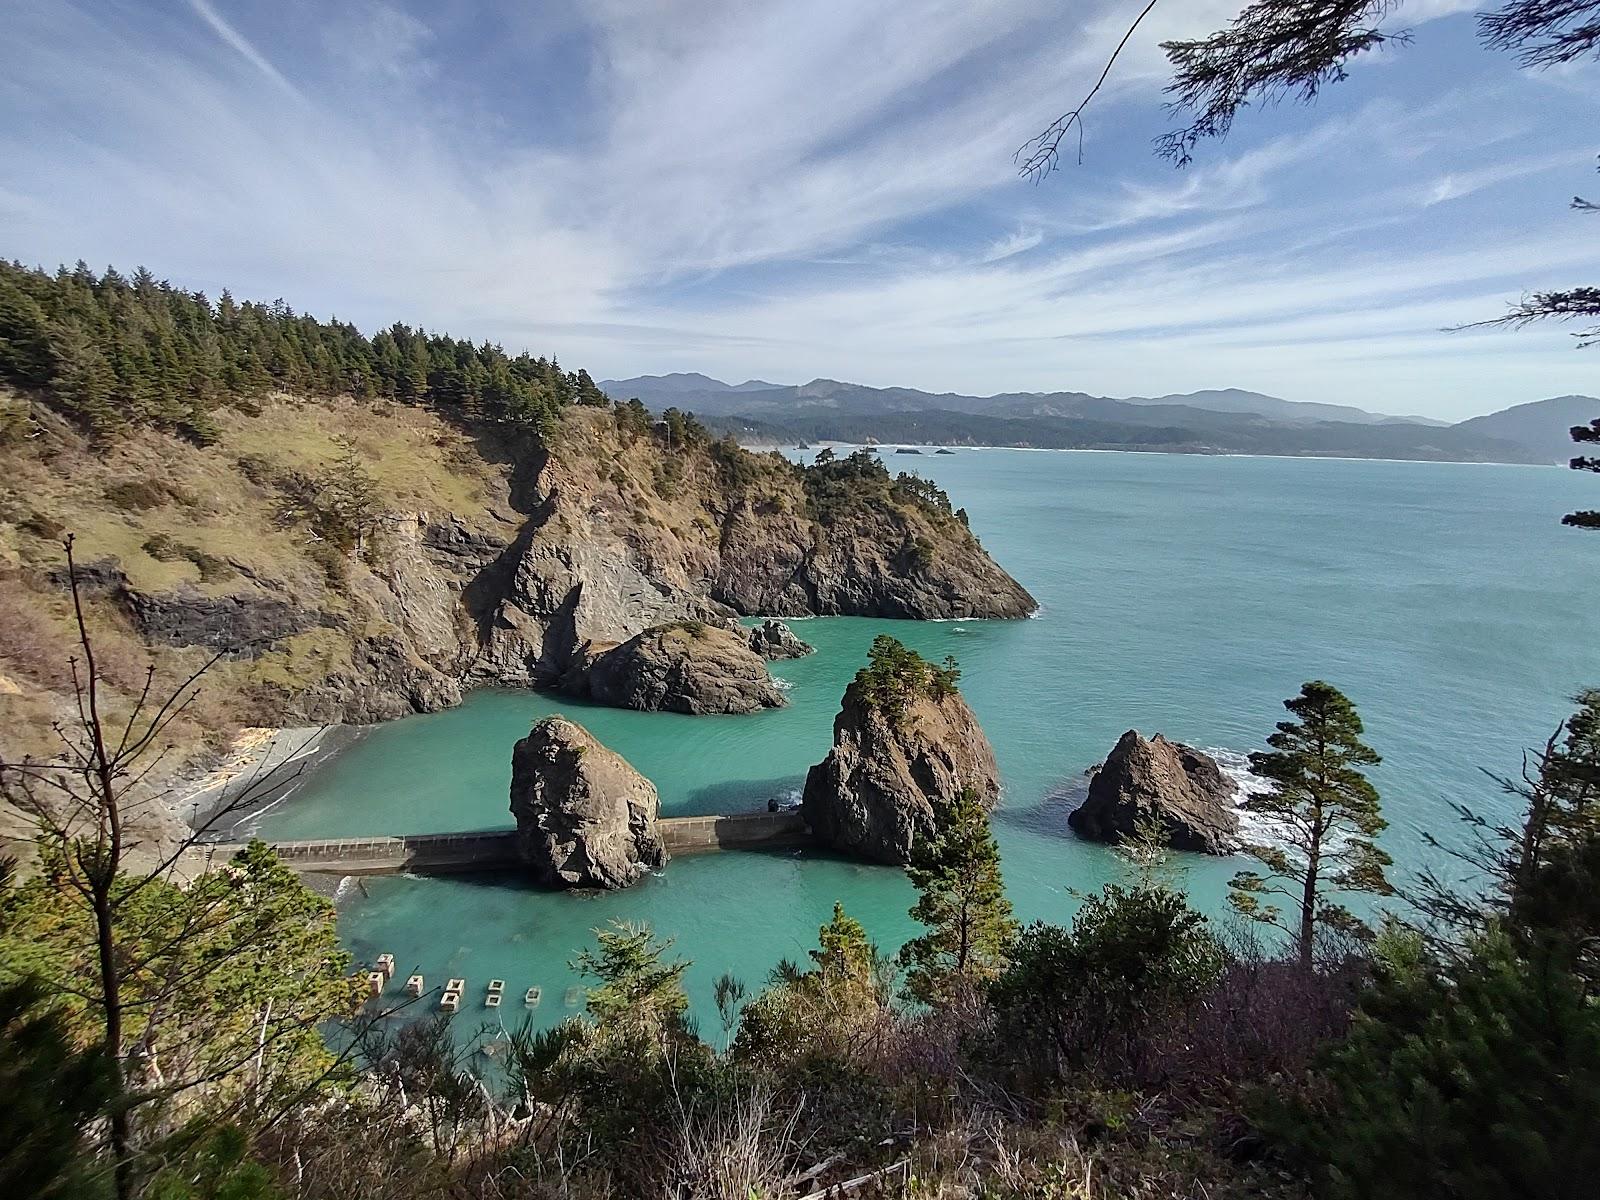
[988, 884, 1224, 1083]
[852, 635, 962, 721]
[1262, 934, 1600, 1199]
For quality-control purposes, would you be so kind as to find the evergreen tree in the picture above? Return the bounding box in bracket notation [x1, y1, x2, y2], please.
[1230, 680, 1392, 966]
[1264, 933, 1600, 1200]
[0, 279, 55, 386]
[810, 900, 877, 985]
[0, 258, 603, 442]
[730, 902, 887, 1069]
[988, 883, 1223, 1082]
[0, 979, 113, 1200]
[900, 789, 1016, 1004]
[574, 921, 690, 1043]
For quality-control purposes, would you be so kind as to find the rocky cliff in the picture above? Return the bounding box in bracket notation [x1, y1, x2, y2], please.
[0, 395, 1030, 851]
[1068, 730, 1238, 854]
[802, 638, 1000, 864]
[509, 716, 665, 889]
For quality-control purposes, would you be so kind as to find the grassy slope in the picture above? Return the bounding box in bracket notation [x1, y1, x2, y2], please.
[0, 390, 509, 838]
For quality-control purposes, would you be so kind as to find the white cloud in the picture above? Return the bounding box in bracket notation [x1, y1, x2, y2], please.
[1, 0, 1595, 420]
[186, 0, 304, 100]
[981, 228, 1045, 263]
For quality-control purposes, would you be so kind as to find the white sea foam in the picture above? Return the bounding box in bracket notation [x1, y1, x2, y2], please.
[1205, 746, 1350, 857]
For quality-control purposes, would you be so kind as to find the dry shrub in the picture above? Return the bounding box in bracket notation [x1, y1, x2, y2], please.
[0, 575, 74, 689]
[1153, 926, 1363, 1112]
[659, 1082, 802, 1200]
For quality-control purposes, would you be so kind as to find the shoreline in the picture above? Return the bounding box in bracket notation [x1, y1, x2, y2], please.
[755, 439, 1562, 468]
[182, 724, 364, 841]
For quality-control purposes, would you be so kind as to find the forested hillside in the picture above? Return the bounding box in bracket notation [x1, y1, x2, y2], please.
[0, 260, 608, 442]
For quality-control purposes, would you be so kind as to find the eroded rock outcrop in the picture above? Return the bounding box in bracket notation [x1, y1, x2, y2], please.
[1068, 730, 1238, 854]
[747, 618, 814, 660]
[802, 642, 1000, 864]
[509, 716, 665, 889]
[564, 622, 786, 714]
[7, 400, 1034, 854]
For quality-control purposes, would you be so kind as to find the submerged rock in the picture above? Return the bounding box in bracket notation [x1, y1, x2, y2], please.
[509, 716, 666, 889]
[747, 618, 814, 660]
[802, 641, 1000, 864]
[565, 622, 786, 714]
[1068, 730, 1238, 854]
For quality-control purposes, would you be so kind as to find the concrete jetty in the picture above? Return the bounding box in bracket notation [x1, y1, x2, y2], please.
[196, 809, 808, 876]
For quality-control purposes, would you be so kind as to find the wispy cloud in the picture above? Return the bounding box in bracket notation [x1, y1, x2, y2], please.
[1, 0, 1595, 419]
[186, 0, 304, 100]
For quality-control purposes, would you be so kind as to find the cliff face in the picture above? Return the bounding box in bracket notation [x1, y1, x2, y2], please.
[802, 683, 1001, 865]
[0, 395, 1030, 848]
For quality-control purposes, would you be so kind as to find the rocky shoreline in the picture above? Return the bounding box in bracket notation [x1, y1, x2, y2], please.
[180, 724, 361, 840]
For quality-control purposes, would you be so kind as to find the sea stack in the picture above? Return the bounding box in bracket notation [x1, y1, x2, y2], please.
[1068, 730, 1238, 854]
[509, 716, 666, 889]
[802, 636, 1000, 865]
[563, 622, 786, 714]
[747, 618, 815, 660]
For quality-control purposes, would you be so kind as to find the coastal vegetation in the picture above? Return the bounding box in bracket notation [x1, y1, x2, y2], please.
[5, 671, 1597, 1197]
[0, 495, 1595, 1198]
[0, 259, 607, 442]
[1229, 682, 1393, 967]
[851, 634, 963, 723]
[1, 259, 1594, 1198]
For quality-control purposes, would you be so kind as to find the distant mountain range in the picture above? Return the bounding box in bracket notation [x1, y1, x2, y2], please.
[600, 373, 1599, 465]
[1451, 395, 1600, 465]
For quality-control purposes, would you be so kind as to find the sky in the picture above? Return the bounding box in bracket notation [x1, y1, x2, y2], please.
[3, 0, 1598, 420]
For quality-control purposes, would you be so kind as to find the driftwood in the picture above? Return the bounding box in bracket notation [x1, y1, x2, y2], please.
[797, 1158, 910, 1200]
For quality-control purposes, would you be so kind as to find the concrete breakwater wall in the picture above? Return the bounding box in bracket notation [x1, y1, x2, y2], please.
[200, 810, 809, 876]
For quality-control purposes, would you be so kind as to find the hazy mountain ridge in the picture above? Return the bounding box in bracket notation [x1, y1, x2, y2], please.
[601, 374, 1595, 464]
[1452, 395, 1600, 464]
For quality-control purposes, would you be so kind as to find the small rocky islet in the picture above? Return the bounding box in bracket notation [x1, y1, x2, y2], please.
[509, 716, 666, 890]
[1067, 730, 1239, 855]
[559, 621, 786, 715]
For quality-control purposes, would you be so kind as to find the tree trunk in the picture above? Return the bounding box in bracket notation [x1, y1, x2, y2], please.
[1297, 861, 1318, 969]
[93, 885, 133, 1200]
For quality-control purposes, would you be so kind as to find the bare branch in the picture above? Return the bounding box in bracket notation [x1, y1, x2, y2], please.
[1015, 0, 1163, 180]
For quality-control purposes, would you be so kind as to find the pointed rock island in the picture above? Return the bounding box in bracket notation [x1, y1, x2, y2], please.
[747, 618, 815, 660]
[803, 635, 1000, 864]
[509, 716, 666, 889]
[1068, 730, 1238, 854]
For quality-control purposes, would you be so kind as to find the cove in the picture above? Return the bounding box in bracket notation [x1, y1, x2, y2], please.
[256, 448, 1600, 1030]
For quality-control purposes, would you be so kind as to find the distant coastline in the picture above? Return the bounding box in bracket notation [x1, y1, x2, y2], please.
[749, 439, 1569, 469]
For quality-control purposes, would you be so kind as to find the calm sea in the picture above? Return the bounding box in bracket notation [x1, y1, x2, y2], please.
[256, 448, 1600, 1029]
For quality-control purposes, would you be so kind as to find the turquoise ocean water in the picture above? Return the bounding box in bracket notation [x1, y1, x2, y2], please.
[256, 449, 1600, 1031]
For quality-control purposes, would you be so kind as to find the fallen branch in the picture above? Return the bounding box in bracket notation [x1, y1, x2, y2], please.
[798, 1158, 909, 1200]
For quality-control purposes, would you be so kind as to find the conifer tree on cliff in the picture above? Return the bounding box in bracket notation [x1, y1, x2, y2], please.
[901, 789, 1016, 1003]
[1230, 681, 1392, 967]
